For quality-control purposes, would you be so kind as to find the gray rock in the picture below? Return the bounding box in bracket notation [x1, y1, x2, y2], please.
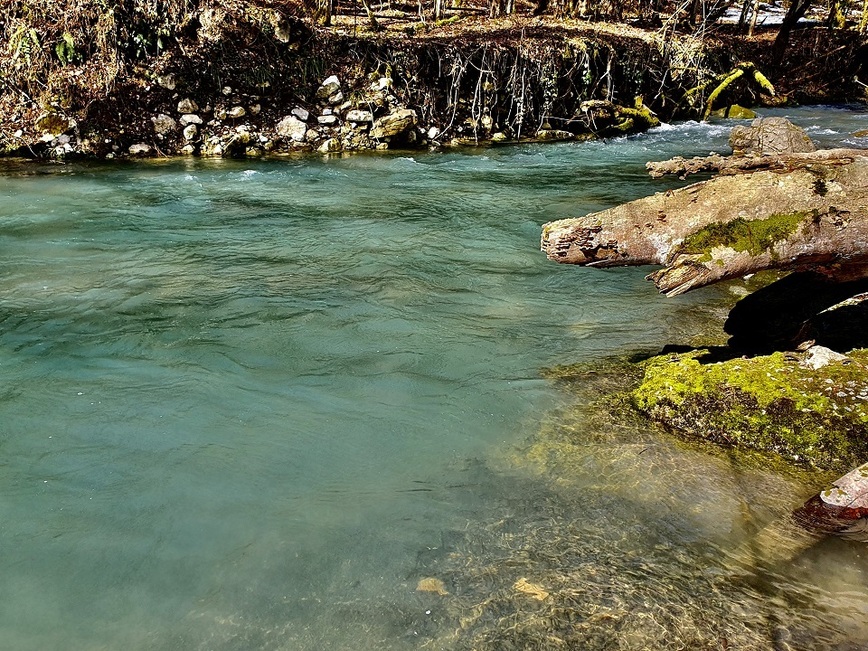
[318, 115, 339, 126]
[316, 75, 341, 101]
[427, 126, 440, 140]
[535, 129, 574, 142]
[345, 109, 373, 124]
[228, 106, 246, 118]
[222, 86, 233, 96]
[180, 114, 203, 126]
[157, 74, 176, 90]
[729, 117, 816, 156]
[151, 113, 178, 136]
[370, 108, 417, 139]
[183, 124, 199, 141]
[800, 345, 850, 370]
[128, 143, 152, 156]
[249, 104, 261, 115]
[276, 116, 308, 142]
[180, 144, 196, 155]
[305, 129, 320, 143]
[291, 107, 310, 122]
[327, 90, 344, 106]
[177, 98, 199, 114]
[318, 138, 342, 153]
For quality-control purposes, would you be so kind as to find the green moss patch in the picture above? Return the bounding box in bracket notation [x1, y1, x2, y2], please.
[633, 349, 868, 469]
[677, 211, 810, 258]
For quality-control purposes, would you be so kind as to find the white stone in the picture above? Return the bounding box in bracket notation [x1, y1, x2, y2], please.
[249, 104, 261, 115]
[275, 115, 308, 142]
[228, 106, 246, 118]
[213, 107, 227, 120]
[427, 126, 440, 140]
[801, 345, 850, 370]
[128, 143, 151, 156]
[222, 86, 233, 96]
[316, 75, 341, 100]
[291, 107, 310, 122]
[317, 115, 339, 126]
[179, 113, 203, 126]
[183, 124, 198, 141]
[346, 109, 373, 123]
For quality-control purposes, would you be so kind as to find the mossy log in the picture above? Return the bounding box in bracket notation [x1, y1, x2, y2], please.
[541, 152, 868, 297]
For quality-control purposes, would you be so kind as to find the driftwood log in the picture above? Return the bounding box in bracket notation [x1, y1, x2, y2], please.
[646, 148, 867, 179]
[541, 151, 868, 296]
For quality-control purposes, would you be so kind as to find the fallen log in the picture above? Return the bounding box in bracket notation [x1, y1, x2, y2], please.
[541, 152, 868, 296]
[646, 148, 867, 179]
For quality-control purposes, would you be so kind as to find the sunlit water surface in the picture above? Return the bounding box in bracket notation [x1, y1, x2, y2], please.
[2, 107, 868, 650]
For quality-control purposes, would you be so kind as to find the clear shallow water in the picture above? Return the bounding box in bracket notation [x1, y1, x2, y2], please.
[1, 106, 867, 650]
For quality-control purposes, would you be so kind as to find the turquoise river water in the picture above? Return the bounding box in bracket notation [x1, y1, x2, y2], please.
[2, 107, 868, 650]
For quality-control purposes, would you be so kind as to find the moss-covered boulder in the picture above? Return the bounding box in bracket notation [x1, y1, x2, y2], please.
[633, 349, 868, 469]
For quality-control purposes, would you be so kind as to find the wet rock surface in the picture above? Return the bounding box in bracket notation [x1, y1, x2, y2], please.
[729, 116, 816, 155]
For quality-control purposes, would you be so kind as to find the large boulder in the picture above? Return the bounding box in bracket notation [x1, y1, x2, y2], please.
[729, 117, 815, 156]
[370, 109, 417, 139]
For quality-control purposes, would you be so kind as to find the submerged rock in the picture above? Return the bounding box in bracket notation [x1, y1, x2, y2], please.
[633, 348, 868, 469]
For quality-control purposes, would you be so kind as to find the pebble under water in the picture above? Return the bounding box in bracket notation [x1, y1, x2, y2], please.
[2, 106, 868, 650]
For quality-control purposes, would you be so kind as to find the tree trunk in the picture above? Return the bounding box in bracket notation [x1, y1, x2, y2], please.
[746, 0, 760, 35]
[772, 0, 813, 65]
[541, 153, 868, 296]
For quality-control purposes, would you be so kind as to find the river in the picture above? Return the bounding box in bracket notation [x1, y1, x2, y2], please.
[1, 106, 867, 650]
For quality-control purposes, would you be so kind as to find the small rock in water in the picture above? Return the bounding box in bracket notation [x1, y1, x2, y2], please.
[416, 577, 448, 596]
[513, 577, 549, 601]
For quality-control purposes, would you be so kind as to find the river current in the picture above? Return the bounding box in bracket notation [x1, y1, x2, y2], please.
[2, 107, 868, 650]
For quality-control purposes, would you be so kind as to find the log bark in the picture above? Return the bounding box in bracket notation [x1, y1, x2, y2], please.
[541, 153, 868, 296]
[646, 148, 867, 179]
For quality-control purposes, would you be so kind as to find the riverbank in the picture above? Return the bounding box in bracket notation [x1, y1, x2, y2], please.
[2, 6, 866, 159]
